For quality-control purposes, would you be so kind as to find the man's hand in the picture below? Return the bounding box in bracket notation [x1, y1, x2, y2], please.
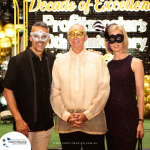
[67, 114, 77, 124]
[16, 118, 30, 138]
[88, 49, 102, 55]
[73, 113, 88, 123]
[3, 88, 30, 137]
[69, 113, 88, 128]
[67, 114, 84, 128]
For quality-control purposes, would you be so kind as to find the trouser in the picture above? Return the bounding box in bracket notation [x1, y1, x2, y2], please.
[28, 128, 51, 150]
[59, 131, 105, 150]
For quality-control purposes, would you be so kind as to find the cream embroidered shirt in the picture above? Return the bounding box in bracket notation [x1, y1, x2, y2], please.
[50, 48, 110, 134]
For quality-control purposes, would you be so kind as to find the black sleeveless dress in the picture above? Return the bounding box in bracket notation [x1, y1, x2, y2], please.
[105, 55, 139, 150]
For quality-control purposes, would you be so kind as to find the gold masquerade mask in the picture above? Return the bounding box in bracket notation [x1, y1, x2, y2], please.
[67, 28, 86, 38]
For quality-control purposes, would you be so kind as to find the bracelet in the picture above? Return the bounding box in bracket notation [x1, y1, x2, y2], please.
[139, 119, 144, 122]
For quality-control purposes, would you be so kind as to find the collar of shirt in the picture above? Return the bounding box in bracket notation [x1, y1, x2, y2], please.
[69, 47, 87, 59]
[26, 46, 47, 60]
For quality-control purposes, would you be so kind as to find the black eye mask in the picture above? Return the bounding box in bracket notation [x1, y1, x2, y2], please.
[108, 34, 124, 44]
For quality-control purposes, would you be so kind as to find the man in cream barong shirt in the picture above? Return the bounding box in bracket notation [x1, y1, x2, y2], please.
[50, 24, 110, 150]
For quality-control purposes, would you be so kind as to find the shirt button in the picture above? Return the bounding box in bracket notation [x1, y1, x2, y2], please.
[43, 88, 45, 90]
[42, 79, 44, 80]
[41, 70, 43, 71]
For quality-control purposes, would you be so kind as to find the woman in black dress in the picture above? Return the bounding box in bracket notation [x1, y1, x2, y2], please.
[103, 24, 145, 150]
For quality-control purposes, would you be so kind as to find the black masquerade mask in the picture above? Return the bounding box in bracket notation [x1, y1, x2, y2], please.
[108, 34, 124, 44]
[92, 21, 122, 50]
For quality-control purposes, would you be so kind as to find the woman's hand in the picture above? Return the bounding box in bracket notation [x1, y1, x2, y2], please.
[137, 121, 144, 139]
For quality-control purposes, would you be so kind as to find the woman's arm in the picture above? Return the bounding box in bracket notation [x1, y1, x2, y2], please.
[131, 57, 145, 139]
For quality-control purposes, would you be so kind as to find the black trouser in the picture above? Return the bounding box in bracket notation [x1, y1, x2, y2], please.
[59, 131, 105, 150]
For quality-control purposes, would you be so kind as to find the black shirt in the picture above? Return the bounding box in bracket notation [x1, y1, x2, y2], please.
[2, 47, 55, 132]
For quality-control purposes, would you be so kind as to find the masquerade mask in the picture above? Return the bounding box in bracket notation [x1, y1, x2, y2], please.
[68, 28, 86, 38]
[30, 30, 49, 41]
[108, 34, 124, 44]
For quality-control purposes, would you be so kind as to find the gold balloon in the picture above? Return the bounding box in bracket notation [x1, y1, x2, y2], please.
[146, 76, 150, 83]
[144, 82, 150, 90]
[147, 95, 150, 103]
[0, 57, 6, 64]
[3, 23, 15, 38]
[144, 75, 149, 82]
[0, 31, 6, 38]
[145, 103, 150, 111]
[0, 37, 12, 48]
[0, 51, 6, 57]
[11, 36, 20, 46]
[0, 20, 3, 31]
[1, 47, 11, 56]
[144, 87, 150, 96]
[144, 109, 150, 118]
[144, 96, 148, 104]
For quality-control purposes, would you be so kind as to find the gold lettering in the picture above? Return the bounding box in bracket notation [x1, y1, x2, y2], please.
[141, 1, 149, 10]
[60, 1, 66, 10]
[84, 0, 93, 14]
[94, 0, 103, 11]
[129, 0, 134, 10]
[52, 1, 61, 11]
[105, 1, 113, 11]
[65, 0, 70, 10]
[78, 1, 86, 10]
[120, 1, 126, 10]
[28, 0, 76, 12]
[29, 0, 41, 12]
[101, 5, 106, 11]
[46, 1, 53, 11]
[113, 1, 119, 10]
[28, 0, 150, 13]
[69, 2, 76, 11]
[133, 1, 140, 10]
[40, 1, 47, 11]
[125, 0, 129, 10]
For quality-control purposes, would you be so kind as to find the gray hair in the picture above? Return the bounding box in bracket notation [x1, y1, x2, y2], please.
[31, 21, 49, 32]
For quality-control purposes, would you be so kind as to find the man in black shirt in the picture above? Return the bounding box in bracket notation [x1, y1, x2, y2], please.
[2, 22, 55, 150]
